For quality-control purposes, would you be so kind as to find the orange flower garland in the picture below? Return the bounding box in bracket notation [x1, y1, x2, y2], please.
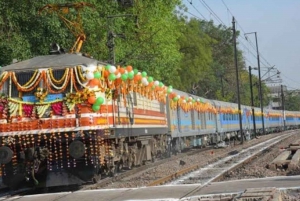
[11, 71, 43, 92]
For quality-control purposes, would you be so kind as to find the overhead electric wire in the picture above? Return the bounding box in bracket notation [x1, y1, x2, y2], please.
[185, 0, 271, 71]
[186, 0, 208, 20]
[220, 0, 273, 68]
[198, 0, 225, 25]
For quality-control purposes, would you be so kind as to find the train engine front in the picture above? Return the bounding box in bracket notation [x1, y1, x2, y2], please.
[0, 52, 123, 189]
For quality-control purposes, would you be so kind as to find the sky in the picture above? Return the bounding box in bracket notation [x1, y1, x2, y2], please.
[183, 0, 300, 90]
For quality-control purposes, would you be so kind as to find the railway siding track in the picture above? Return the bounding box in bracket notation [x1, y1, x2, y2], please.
[146, 131, 297, 187]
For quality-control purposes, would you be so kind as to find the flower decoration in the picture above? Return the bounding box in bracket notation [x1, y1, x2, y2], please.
[34, 88, 48, 102]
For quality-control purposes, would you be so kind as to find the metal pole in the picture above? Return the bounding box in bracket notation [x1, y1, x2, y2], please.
[281, 85, 286, 130]
[232, 17, 244, 144]
[254, 32, 265, 135]
[249, 66, 257, 138]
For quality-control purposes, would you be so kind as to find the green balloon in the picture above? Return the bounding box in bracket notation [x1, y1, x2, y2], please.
[159, 82, 163, 87]
[95, 97, 104, 105]
[92, 104, 100, 111]
[167, 88, 172, 94]
[133, 69, 138, 75]
[128, 74, 134, 80]
[121, 74, 128, 81]
[141, 71, 147, 77]
[94, 71, 101, 79]
[105, 65, 111, 70]
[147, 76, 153, 82]
[108, 73, 116, 81]
[169, 85, 173, 88]
[173, 97, 179, 101]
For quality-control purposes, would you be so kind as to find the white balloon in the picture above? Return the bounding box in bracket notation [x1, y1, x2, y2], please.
[137, 72, 141, 75]
[177, 95, 181, 98]
[183, 100, 186, 103]
[86, 71, 94, 80]
[124, 70, 128, 74]
[141, 77, 147, 84]
[189, 97, 192, 100]
[154, 81, 159, 86]
[197, 98, 200, 102]
[109, 65, 117, 74]
[116, 73, 121, 78]
[143, 81, 149, 86]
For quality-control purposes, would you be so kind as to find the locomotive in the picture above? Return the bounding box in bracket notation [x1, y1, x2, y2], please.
[1, 2, 300, 190]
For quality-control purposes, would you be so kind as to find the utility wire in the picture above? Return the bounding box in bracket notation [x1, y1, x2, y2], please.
[221, 0, 273, 68]
[186, 0, 207, 20]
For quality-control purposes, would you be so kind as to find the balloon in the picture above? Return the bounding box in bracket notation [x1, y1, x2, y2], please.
[94, 71, 101, 79]
[109, 65, 117, 73]
[105, 65, 111, 70]
[92, 104, 100, 112]
[173, 97, 179, 101]
[88, 96, 96, 104]
[119, 68, 125, 74]
[141, 71, 147, 77]
[159, 82, 163, 87]
[154, 81, 159, 86]
[88, 78, 100, 87]
[167, 88, 173, 94]
[86, 71, 94, 80]
[128, 71, 134, 80]
[148, 76, 153, 82]
[103, 70, 109, 78]
[133, 69, 138, 75]
[95, 97, 104, 105]
[114, 69, 119, 75]
[121, 74, 128, 81]
[108, 73, 116, 81]
[126, 65, 133, 72]
[141, 77, 147, 84]
[143, 81, 149, 86]
[116, 72, 121, 78]
[169, 85, 173, 88]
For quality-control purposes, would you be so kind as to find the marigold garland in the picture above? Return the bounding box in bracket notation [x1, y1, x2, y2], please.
[48, 68, 69, 84]
[0, 72, 10, 90]
[46, 68, 70, 92]
[77, 66, 87, 82]
[11, 71, 43, 92]
[45, 69, 71, 94]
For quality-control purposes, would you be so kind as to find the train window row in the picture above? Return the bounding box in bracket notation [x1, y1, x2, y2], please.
[222, 114, 239, 121]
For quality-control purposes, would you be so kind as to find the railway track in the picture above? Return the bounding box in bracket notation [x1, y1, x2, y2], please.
[145, 130, 297, 187]
[81, 146, 213, 190]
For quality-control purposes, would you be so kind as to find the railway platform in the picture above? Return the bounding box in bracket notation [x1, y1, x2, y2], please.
[1, 175, 300, 201]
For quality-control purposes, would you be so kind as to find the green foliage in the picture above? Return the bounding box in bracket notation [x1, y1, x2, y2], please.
[0, 0, 275, 108]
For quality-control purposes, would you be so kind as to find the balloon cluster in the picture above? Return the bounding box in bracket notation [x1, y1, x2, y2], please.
[83, 64, 205, 112]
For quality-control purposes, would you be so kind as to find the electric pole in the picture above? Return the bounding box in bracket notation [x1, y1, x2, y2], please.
[232, 17, 244, 144]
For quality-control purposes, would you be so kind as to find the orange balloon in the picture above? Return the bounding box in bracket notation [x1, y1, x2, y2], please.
[88, 96, 96, 104]
[114, 69, 119, 75]
[119, 68, 125, 74]
[126, 65, 133, 72]
[89, 78, 100, 88]
[103, 70, 109, 78]
[134, 75, 139, 82]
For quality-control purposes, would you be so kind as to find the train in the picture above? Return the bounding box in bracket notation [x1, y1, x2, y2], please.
[0, 45, 299, 190]
[1, 2, 300, 190]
